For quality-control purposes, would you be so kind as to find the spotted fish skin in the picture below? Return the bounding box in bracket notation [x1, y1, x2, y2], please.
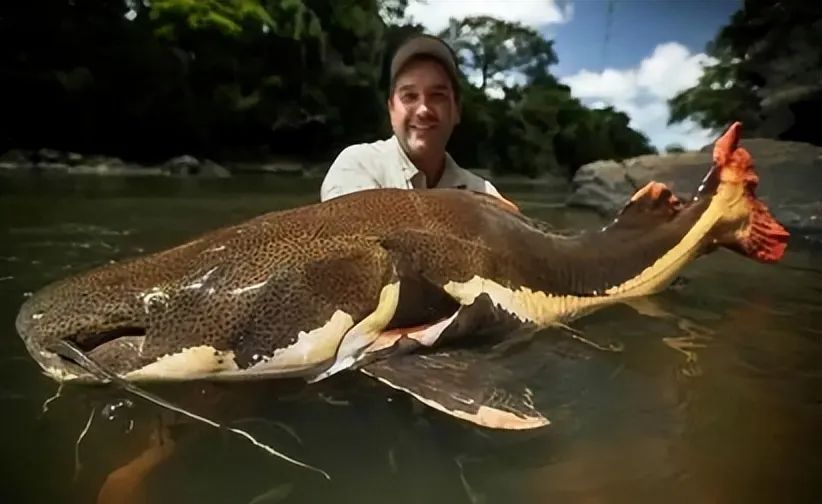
[17, 189, 540, 381]
[15, 123, 789, 384]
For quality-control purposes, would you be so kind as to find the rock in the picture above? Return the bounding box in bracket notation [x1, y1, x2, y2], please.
[161, 156, 231, 177]
[568, 138, 822, 231]
[36, 148, 62, 163]
[66, 152, 84, 165]
[82, 155, 128, 174]
[566, 159, 637, 214]
[164, 155, 200, 175]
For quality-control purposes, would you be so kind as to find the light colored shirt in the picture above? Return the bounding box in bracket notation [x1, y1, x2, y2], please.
[320, 136, 504, 202]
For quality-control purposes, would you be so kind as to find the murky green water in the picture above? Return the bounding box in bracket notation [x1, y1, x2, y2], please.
[1, 174, 820, 504]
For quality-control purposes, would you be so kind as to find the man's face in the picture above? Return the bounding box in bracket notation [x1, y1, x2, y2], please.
[388, 57, 461, 160]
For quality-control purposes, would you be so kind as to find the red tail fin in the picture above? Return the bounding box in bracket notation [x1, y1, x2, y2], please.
[713, 122, 790, 263]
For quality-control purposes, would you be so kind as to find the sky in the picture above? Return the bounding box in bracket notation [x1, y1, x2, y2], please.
[400, 0, 742, 151]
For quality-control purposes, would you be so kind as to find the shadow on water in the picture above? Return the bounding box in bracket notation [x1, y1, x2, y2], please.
[1, 175, 820, 503]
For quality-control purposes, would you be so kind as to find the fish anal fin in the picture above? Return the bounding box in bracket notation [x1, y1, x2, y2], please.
[361, 351, 548, 430]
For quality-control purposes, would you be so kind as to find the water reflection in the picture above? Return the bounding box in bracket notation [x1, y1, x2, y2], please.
[1, 176, 820, 503]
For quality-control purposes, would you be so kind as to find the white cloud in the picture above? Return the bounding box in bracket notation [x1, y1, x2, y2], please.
[559, 68, 639, 102]
[405, 0, 573, 34]
[390, 1, 571, 100]
[637, 43, 715, 99]
[561, 42, 719, 151]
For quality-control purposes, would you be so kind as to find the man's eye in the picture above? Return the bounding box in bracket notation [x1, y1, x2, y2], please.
[401, 93, 418, 103]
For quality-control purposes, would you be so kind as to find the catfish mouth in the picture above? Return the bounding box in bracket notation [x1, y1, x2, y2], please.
[69, 325, 147, 353]
[35, 325, 148, 383]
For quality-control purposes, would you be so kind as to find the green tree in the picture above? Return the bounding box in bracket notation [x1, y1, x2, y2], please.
[668, 0, 822, 145]
[149, 0, 277, 39]
[0, 0, 655, 176]
[438, 16, 653, 177]
[438, 16, 557, 91]
[668, 53, 762, 134]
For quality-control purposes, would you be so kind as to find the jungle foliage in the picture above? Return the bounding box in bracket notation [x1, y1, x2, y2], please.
[1, 0, 660, 177]
[668, 0, 822, 146]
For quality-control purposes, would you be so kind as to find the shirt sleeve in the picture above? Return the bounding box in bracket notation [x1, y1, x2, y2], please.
[480, 179, 503, 198]
[320, 147, 381, 202]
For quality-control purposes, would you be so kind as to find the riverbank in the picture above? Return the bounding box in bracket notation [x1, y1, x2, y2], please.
[0, 147, 575, 189]
[3, 138, 819, 235]
[0, 148, 334, 178]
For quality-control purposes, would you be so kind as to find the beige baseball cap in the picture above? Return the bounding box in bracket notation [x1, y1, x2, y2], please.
[389, 34, 461, 98]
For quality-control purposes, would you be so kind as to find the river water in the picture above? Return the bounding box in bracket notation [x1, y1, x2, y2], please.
[1, 174, 820, 504]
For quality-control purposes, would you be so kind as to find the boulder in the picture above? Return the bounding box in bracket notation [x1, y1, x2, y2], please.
[162, 155, 231, 177]
[36, 148, 62, 163]
[567, 159, 637, 213]
[80, 155, 128, 174]
[568, 138, 822, 231]
[66, 152, 84, 165]
[163, 155, 200, 176]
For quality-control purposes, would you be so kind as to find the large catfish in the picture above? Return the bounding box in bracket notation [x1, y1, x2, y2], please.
[16, 122, 789, 432]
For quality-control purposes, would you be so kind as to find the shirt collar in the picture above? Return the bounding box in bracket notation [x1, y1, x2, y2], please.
[392, 136, 419, 181]
[391, 135, 459, 185]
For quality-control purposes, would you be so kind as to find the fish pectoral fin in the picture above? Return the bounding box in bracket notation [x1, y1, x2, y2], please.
[361, 350, 549, 430]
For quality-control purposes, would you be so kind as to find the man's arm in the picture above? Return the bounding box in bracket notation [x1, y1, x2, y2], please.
[320, 147, 381, 202]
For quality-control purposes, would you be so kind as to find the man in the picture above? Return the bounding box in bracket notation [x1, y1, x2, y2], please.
[320, 34, 514, 208]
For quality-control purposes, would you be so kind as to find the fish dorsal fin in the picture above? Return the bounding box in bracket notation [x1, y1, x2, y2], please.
[607, 181, 683, 231]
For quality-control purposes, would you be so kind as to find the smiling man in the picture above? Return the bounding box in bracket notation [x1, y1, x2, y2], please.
[320, 34, 513, 206]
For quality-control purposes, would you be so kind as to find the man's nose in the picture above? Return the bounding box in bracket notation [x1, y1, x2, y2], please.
[415, 98, 435, 118]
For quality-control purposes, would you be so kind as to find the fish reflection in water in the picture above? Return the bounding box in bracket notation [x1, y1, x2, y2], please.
[46, 300, 709, 504]
[36, 334, 581, 503]
[516, 258, 822, 504]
